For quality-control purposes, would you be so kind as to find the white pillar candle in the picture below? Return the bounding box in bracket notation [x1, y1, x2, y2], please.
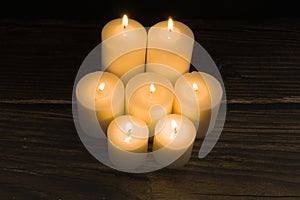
[146, 18, 194, 85]
[173, 71, 223, 138]
[76, 71, 124, 137]
[107, 115, 149, 170]
[153, 114, 196, 168]
[125, 72, 174, 135]
[101, 15, 147, 84]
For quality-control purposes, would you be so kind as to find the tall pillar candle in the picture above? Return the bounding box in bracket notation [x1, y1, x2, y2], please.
[107, 115, 149, 170]
[76, 71, 124, 137]
[173, 71, 223, 138]
[125, 72, 174, 135]
[153, 114, 196, 168]
[101, 15, 147, 84]
[146, 18, 194, 85]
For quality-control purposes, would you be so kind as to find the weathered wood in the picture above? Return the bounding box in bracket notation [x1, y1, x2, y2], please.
[0, 105, 299, 199]
[0, 19, 299, 104]
[0, 18, 300, 199]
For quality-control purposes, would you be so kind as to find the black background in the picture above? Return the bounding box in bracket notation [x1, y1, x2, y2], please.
[0, 0, 300, 21]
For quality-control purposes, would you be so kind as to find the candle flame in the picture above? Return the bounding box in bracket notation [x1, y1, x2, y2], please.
[122, 14, 128, 29]
[124, 136, 132, 143]
[168, 18, 174, 31]
[192, 82, 198, 92]
[150, 83, 156, 93]
[98, 82, 105, 91]
[171, 119, 178, 131]
[170, 119, 178, 139]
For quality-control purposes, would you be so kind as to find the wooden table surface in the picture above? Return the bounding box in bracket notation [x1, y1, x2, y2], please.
[0, 18, 299, 200]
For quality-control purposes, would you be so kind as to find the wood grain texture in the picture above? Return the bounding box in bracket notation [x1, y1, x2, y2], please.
[0, 19, 299, 104]
[0, 18, 299, 199]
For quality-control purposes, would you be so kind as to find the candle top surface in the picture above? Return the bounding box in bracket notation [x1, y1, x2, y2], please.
[126, 72, 174, 99]
[154, 114, 196, 149]
[76, 71, 123, 109]
[102, 17, 145, 41]
[94, 72, 123, 106]
[108, 115, 149, 152]
[152, 20, 194, 39]
[129, 83, 174, 109]
[175, 72, 212, 109]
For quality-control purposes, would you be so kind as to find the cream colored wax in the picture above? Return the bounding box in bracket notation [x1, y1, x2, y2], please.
[153, 114, 196, 168]
[173, 71, 223, 138]
[125, 72, 174, 136]
[146, 18, 194, 85]
[101, 15, 147, 84]
[107, 115, 149, 170]
[76, 71, 124, 137]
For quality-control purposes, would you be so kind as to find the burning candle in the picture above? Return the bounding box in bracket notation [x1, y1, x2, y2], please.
[107, 115, 149, 170]
[101, 14, 147, 84]
[125, 72, 174, 135]
[173, 71, 223, 138]
[153, 114, 196, 168]
[146, 17, 194, 85]
[76, 71, 124, 137]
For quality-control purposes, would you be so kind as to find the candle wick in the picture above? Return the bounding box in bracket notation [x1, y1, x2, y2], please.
[170, 128, 177, 139]
[124, 129, 132, 143]
[149, 84, 156, 96]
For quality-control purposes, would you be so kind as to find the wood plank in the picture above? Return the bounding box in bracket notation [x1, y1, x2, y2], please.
[0, 104, 151, 200]
[0, 19, 300, 104]
[0, 104, 299, 199]
[1, 18, 300, 199]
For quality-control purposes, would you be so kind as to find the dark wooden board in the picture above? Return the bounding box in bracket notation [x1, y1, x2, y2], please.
[0, 18, 299, 199]
[0, 19, 299, 104]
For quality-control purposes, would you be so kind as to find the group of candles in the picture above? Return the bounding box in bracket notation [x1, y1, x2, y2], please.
[76, 15, 223, 170]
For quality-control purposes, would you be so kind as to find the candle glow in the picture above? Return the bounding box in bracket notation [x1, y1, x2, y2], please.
[146, 18, 194, 85]
[149, 83, 156, 93]
[192, 82, 198, 92]
[107, 115, 149, 170]
[98, 82, 105, 91]
[101, 13, 147, 84]
[174, 72, 223, 139]
[169, 119, 178, 139]
[124, 136, 132, 143]
[122, 14, 128, 29]
[168, 18, 174, 31]
[153, 114, 196, 168]
[124, 122, 133, 143]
